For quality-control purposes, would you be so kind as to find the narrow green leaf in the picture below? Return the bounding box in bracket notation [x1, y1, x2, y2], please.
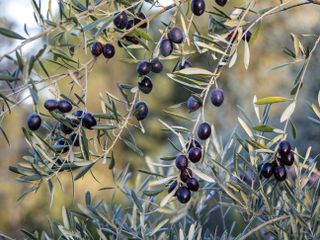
[0, 27, 25, 40]
[255, 96, 290, 105]
[0, 75, 20, 81]
[73, 162, 95, 180]
[252, 125, 274, 132]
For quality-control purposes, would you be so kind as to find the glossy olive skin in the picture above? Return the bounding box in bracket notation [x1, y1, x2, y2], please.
[191, 0, 206, 16]
[134, 101, 148, 121]
[188, 147, 202, 163]
[136, 61, 151, 75]
[278, 140, 292, 157]
[82, 113, 97, 129]
[160, 39, 173, 57]
[58, 99, 73, 113]
[180, 168, 193, 182]
[91, 42, 103, 56]
[261, 162, 274, 178]
[186, 177, 199, 191]
[44, 99, 58, 111]
[27, 113, 42, 131]
[176, 187, 191, 204]
[187, 96, 201, 112]
[279, 151, 295, 166]
[151, 59, 163, 73]
[176, 155, 188, 170]
[138, 76, 153, 94]
[210, 88, 224, 107]
[113, 11, 128, 29]
[197, 122, 211, 140]
[168, 27, 184, 44]
[274, 166, 287, 181]
[103, 44, 115, 59]
[215, 0, 227, 7]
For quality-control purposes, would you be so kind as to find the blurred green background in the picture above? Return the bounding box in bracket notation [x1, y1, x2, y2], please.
[0, 0, 319, 238]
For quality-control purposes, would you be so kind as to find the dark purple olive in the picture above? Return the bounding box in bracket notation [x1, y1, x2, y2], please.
[27, 113, 42, 131]
[215, 0, 227, 7]
[279, 151, 294, 166]
[261, 162, 274, 179]
[274, 166, 287, 182]
[160, 38, 173, 57]
[91, 42, 103, 56]
[151, 59, 163, 73]
[210, 88, 224, 107]
[186, 177, 199, 191]
[58, 99, 72, 113]
[168, 27, 184, 44]
[138, 76, 153, 94]
[176, 187, 191, 203]
[103, 44, 115, 59]
[113, 11, 128, 29]
[82, 113, 97, 129]
[188, 147, 202, 163]
[197, 122, 211, 140]
[134, 101, 148, 121]
[191, 0, 206, 16]
[44, 99, 58, 111]
[180, 168, 192, 182]
[187, 96, 201, 112]
[176, 155, 188, 170]
[136, 61, 151, 75]
[278, 140, 292, 157]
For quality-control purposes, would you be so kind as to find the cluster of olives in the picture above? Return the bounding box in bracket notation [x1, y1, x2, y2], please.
[186, 88, 224, 140]
[165, 85, 226, 204]
[113, 11, 147, 45]
[260, 140, 295, 182]
[133, 58, 163, 122]
[91, 10, 148, 57]
[27, 99, 97, 157]
[91, 42, 115, 59]
[168, 139, 204, 203]
[159, 26, 185, 57]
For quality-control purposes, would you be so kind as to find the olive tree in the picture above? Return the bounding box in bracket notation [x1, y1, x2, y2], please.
[0, 0, 320, 239]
